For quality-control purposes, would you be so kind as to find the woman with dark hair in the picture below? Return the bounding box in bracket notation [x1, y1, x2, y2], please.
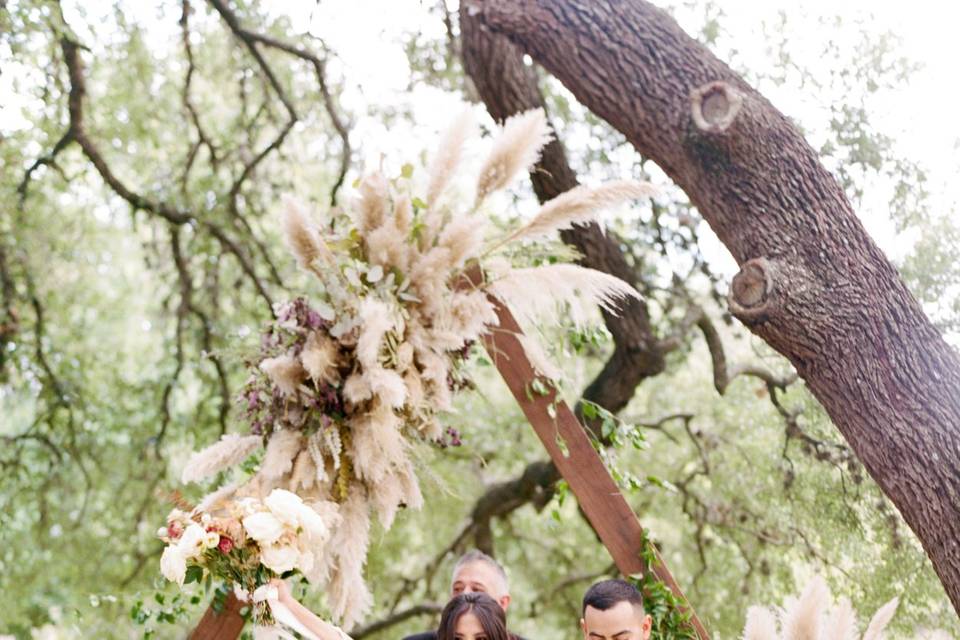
[266, 580, 519, 640]
[437, 592, 517, 640]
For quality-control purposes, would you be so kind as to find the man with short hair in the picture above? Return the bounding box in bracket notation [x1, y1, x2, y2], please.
[402, 550, 524, 640]
[580, 579, 653, 640]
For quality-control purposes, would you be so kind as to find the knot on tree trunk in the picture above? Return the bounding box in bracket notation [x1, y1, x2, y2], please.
[729, 257, 774, 321]
[690, 81, 743, 134]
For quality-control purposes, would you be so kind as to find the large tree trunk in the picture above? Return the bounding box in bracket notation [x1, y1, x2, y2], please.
[466, 0, 960, 616]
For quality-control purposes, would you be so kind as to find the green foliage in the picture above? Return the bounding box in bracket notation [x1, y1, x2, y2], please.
[631, 530, 698, 640]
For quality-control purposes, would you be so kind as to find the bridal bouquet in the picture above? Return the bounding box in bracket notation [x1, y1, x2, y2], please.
[173, 108, 653, 627]
[158, 489, 334, 626]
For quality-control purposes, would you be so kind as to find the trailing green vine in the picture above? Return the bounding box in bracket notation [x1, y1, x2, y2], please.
[630, 529, 700, 640]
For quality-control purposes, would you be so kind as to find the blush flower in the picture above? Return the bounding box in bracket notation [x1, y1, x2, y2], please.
[167, 520, 183, 540]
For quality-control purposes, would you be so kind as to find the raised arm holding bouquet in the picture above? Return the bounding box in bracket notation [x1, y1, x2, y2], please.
[158, 108, 654, 635]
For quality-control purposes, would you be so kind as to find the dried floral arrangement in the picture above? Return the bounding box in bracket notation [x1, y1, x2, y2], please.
[741, 576, 899, 640]
[167, 108, 654, 628]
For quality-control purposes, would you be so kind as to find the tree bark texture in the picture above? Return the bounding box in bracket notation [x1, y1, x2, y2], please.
[466, 0, 960, 616]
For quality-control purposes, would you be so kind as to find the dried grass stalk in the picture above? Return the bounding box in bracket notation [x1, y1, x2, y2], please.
[282, 198, 332, 271]
[862, 598, 898, 640]
[742, 606, 779, 640]
[427, 109, 476, 205]
[475, 109, 552, 205]
[503, 180, 656, 245]
[780, 576, 829, 640]
[488, 264, 641, 329]
[181, 434, 262, 484]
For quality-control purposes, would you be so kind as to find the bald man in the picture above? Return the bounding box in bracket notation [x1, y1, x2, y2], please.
[580, 579, 652, 640]
[402, 550, 526, 640]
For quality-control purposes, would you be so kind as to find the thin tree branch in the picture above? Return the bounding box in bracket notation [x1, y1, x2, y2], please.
[179, 0, 220, 173]
[55, 36, 275, 313]
[694, 308, 797, 394]
[207, 0, 351, 206]
[350, 603, 444, 640]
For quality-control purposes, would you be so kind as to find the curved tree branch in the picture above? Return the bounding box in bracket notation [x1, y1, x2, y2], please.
[45, 36, 276, 313]
[350, 603, 444, 640]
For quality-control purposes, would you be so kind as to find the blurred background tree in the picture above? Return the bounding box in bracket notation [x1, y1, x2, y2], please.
[1, 0, 958, 638]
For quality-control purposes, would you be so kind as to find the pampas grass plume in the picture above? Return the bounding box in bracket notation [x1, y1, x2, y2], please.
[780, 576, 829, 640]
[288, 449, 317, 492]
[437, 215, 487, 271]
[327, 491, 373, 629]
[742, 606, 778, 640]
[356, 299, 393, 369]
[740, 577, 903, 640]
[475, 109, 552, 205]
[259, 354, 305, 397]
[427, 109, 476, 205]
[862, 597, 898, 640]
[504, 180, 656, 245]
[823, 598, 858, 640]
[181, 434, 262, 483]
[356, 171, 389, 233]
[282, 198, 331, 271]
[260, 428, 303, 481]
[195, 480, 242, 513]
[301, 331, 341, 386]
[488, 264, 641, 329]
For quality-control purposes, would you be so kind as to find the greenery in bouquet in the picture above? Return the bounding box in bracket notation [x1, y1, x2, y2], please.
[172, 108, 653, 628]
[158, 489, 332, 626]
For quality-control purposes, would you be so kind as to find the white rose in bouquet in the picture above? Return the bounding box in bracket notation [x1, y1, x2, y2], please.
[261, 543, 300, 574]
[243, 511, 285, 544]
[177, 523, 209, 559]
[160, 545, 187, 586]
[265, 489, 328, 542]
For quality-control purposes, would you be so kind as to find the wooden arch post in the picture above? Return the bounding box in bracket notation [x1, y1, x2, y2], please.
[190, 282, 710, 638]
[472, 282, 710, 640]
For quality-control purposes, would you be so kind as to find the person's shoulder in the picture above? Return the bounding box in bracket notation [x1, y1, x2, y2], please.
[401, 633, 437, 640]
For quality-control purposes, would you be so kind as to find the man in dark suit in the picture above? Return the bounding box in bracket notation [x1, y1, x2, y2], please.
[402, 550, 525, 640]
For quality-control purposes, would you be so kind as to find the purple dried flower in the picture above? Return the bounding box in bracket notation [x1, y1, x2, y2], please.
[443, 426, 463, 447]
